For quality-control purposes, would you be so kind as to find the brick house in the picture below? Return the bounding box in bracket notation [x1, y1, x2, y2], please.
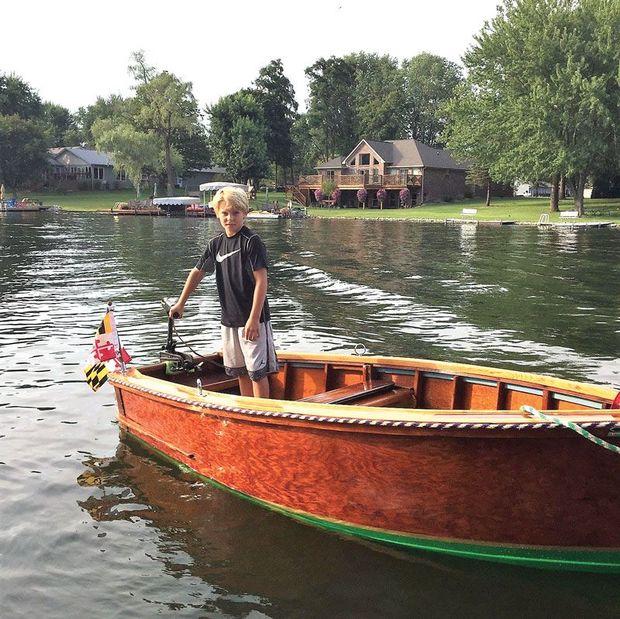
[292, 139, 468, 207]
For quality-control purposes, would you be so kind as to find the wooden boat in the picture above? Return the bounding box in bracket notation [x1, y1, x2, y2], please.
[109, 350, 620, 572]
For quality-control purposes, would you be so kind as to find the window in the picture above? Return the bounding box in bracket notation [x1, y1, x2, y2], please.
[373, 158, 379, 165]
[326, 170, 335, 180]
[359, 153, 370, 165]
[93, 166, 104, 180]
[116, 169, 127, 181]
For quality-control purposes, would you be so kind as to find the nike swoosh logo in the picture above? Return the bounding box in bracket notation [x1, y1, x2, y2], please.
[216, 249, 241, 262]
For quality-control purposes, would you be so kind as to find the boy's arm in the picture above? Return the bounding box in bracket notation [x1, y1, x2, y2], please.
[170, 268, 205, 318]
[243, 268, 267, 341]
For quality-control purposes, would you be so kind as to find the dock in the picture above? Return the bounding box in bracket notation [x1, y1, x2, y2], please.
[445, 219, 516, 226]
[538, 221, 613, 229]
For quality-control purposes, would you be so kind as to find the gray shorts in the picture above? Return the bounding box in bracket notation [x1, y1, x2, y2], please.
[221, 320, 278, 382]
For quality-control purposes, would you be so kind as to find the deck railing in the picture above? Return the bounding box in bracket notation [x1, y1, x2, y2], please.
[298, 173, 422, 188]
[298, 174, 322, 186]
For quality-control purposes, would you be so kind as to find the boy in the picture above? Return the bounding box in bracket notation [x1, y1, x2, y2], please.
[169, 187, 278, 398]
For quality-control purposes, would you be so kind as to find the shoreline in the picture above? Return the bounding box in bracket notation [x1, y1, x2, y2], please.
[41, 208, 618, 228]
[4, 205, 620, 229]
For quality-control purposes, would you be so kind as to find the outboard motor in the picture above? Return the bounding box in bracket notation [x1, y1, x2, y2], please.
[159, 299, 197, 372]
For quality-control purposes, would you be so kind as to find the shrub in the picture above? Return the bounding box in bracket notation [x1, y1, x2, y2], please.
[314, 188, 324, 203]
[357, 188, 367, 207]
[321, 179, 336, 196]
[331, 188, 341, 205]
[399, 188, 410, 207]
[376, 188, 387, 207]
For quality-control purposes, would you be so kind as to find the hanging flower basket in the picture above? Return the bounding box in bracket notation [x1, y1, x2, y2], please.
[376, 188, 387, 209]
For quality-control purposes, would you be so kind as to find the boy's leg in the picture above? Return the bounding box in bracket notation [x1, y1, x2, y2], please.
[237, 374, 254, 397]
[251, 376, 270, 398]
[221, 325, 251, 395]
[238, 321, 278, 399]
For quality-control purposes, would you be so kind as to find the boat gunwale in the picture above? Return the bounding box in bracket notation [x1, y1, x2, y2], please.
[110, 367, 618, 433]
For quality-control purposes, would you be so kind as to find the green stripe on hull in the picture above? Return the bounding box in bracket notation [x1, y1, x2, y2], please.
[123, 430, 620, 574]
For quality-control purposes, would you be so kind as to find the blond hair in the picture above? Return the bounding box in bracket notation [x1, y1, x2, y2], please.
[211, 187, 250, 214]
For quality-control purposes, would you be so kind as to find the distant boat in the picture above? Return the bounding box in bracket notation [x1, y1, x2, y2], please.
[185, 204, 215, 218]
[246, 210, 280, 219]
[153, 196, 201, 216]
[110, 349, 620, 572]
[1, 198, 49, 212]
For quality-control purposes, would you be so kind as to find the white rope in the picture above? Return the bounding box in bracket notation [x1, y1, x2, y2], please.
[521, 405, 620, 455]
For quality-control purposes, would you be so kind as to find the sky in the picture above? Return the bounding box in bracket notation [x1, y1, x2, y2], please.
[2, 0, 499, 114]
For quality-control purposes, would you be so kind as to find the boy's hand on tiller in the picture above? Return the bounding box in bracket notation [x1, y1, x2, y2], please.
[169, 302, 184, 319]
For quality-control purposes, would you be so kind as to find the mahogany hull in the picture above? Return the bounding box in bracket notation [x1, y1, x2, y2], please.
[110, 353, 620, 572]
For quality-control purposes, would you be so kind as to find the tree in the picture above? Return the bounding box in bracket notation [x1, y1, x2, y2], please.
[467, 165, 493, 207]
[591, 171, 620, 198]
[0, 115, 49, 195]
[291, 113, 322, 177]
[92, 118, 161, 198]
[129, 52, 199, 195]
[443, 0, 620, 215]
[74, 95, 129, 145]
[174, 120, 211, 171]
[305, 57, 357, 161]
[207, 90, 268, 184]
[346, 52, 404, 141]
[254, 59, 298, 186]
[226, 116, 269, 185]
[401, 53, 463, 147]
[42, 102, 77, 146]
[0, 73, 43, 119]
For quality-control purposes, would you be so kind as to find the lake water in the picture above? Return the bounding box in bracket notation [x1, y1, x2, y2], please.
[1, 212, 619, 618]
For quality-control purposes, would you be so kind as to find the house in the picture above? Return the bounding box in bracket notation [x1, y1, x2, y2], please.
[514, 181, 552, 197]
[514, 181, 592, 199]
[47, 146, 133, 190]
[292, 139, 468, 207]
[180, 166, 228, 192]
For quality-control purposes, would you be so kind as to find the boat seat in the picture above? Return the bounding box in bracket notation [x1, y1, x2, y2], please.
[299, 379, 395, 405]
[203, 377, 239, 392]
[354, 387, 416, 408]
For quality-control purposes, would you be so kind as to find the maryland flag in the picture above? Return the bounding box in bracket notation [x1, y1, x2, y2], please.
[83, 306, 131, 392]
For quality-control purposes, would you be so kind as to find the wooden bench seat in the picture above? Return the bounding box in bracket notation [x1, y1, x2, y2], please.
[299, 379, 395, 405]
[203, 376, 239, 392]
[354, 387, 415, 408]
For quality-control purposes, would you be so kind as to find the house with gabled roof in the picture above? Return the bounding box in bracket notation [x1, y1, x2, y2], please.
[47, 146, 133, 189]
[291, 138, 468, 207]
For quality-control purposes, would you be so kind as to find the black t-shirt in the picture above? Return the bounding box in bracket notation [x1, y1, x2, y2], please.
[195, 226, 271, 327]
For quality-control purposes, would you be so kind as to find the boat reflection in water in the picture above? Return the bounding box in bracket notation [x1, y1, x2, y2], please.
[77, 435, 620, 617]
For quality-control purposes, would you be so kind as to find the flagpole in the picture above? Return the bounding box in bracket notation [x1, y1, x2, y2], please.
[107, 301, 127, 374]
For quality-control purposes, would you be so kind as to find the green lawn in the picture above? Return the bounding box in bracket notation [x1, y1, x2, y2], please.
[24, 190, 620, 223]
[308, 197, 620, 223]
[29, 190, 140, 212]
